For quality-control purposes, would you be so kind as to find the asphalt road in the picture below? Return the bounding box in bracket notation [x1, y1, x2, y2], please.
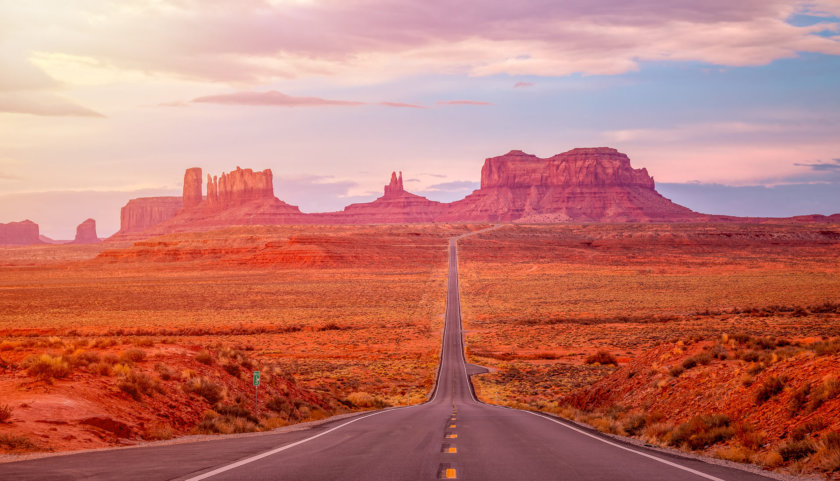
[0, 237, 779, 481]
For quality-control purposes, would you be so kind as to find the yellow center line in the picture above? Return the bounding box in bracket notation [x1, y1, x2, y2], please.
[446, 433, 457, 439]
[444, 468, 457, 479]
[447, 447, 457, 453]
[449, 424, 456, 428]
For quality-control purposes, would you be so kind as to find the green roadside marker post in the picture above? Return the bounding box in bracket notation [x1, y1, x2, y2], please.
[253, 371, 260, 418]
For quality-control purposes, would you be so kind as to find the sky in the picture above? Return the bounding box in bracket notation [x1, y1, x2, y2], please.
[1, 0, 839, 238]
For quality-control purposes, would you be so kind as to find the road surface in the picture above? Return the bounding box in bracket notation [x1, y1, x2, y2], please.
[0, 236, 777, 480]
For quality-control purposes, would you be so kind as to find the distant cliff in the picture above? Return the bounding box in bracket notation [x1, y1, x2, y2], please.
[0, 220, 42, 245]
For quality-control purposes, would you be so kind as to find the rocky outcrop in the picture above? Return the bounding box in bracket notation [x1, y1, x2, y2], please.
[442, 148, 700, 222]
[72, 218, 101, 244]
[117, 197, 183, 235]
[182, 168, 203, 210]
[205, 167, 274, 210]
[309, 171, 446, 224]
[0, 220, 41, 245]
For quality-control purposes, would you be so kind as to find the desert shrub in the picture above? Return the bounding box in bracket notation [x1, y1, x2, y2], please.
[25, 354, 71, 380]
[681, 357, 697, 370]
[668, 414, 734, 450]
[777, 438, 817, 461]
[101, 353, 119, 365]
[738, 350, 760, 362]
[622, 414, 646, 436]
[183, 377, 224, 404]
[747, 363, 766, 376]
[809, 377, 840, 412]
[144, 422, 175, 440]
[669, 365, 685, 377]
[120, 348, 146, 363]
[585, 350, 617, 366]
[346, 392, 376, 408]
[709, 344, 728, 360]
[0, 433, 38, 451]
[735, 422, 766, 451]
[93, 338, 117, 349]
[755, 376, 787, 405]
[789, 384, 811, 415]
[693, 352, 713, 365]
[715, 444, 754, 463]
[222, 362, 240, 377]
[731, 333, 752, 344]
[196, 410, 258, 434]
[0, 341, 17, 351]
[215, 403, 257, 423]
[0, 404, 12, 422]
[792, 419, 825, 441]
[154, 363, 174, 381]
[195, 350, 214, 365]
[267, 396, 292, 416]
[68, 350, 100, 367]
[810, 339, 840, 356]
[118, 370, 162, 400]
[132, 337, 154, 347]
[88, 362, 113, 376]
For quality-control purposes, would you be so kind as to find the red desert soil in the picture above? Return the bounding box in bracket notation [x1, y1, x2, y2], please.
[458, 223, 840, 477]
[0, 224, 484, 455]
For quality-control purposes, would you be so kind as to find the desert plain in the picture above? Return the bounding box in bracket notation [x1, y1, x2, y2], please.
[1, 222, 839, 477]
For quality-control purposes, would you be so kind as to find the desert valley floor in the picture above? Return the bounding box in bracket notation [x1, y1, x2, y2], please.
[1, 223, 839, 478]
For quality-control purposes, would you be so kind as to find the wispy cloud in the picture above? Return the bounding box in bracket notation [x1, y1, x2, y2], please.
[514, 81, 535, 88]
[192, 91, 364, 107]
[380, 101, 427, 109]
[794, 158, 840, 170]
[436, 100, 493, 106]
[0, 94, 105, 117]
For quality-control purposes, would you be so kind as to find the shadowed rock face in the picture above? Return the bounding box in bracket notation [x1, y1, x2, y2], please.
[118, 197, 183, 235]
[442, 148, 697, 222]
[73, 218, 101, 244]
[182, 167, 203, 209]
[0, 219, 41, 245]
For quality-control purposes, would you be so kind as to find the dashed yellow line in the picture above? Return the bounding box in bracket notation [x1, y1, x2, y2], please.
[446, 433, 458, 439]
[447, 446, 457, 454]
[449, 424, 456, 428]
[444, 468, 457, 479]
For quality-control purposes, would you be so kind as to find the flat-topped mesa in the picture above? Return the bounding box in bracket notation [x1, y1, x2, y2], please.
[117, 197, 183, 235]
[182, 167, 203, 209]
[0, 219, 41, 245]
[206, 167, 275, 210]
[383, 171, 405, 198]
[481, 148, 655, 190]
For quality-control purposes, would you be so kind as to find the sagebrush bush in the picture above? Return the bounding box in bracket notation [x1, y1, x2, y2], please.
[25, 354, 71, 380]
[777, 438, 816, 461]
[183, 377, 224, 404]
[195, 350, 214, 365]
[755, 376, 787, 405]
[0, 433, 38, 451]
[668, 414, 734, 450]
[585, 350, 617, 366]
[118, 370, 162, 400]
[0, 404, 12, 422]
[120, 348, 146, 363]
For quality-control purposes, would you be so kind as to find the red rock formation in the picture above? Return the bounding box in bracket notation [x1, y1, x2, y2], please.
[142, 167, 303, 234]
[0, 220, 41, 245]
[116, 197, 183, 236]
[309, 171, 446, 224]
[442, 148, 700, 222]
[72, 218, 101, 244]
[182, 168, 203, 209]
[205, 167, 274, 210]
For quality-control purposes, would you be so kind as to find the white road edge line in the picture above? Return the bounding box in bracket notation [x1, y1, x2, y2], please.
[522, 411, 728, 481]
[183, 408, 408, 481]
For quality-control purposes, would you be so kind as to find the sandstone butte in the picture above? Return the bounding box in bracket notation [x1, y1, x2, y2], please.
[0, 219, 42, 245]
[72, 218, 101, 244]
[4, 147, 839, 245]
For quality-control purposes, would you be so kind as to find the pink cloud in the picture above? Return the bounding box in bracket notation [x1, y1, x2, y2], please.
[0, 94, 104, 117]
[4, 0, 838, 84]
[380, 101, 427, 108]
[514, 82, 535, 88]
[192, 91, 364, 107]
[436, 100, 493, 106]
